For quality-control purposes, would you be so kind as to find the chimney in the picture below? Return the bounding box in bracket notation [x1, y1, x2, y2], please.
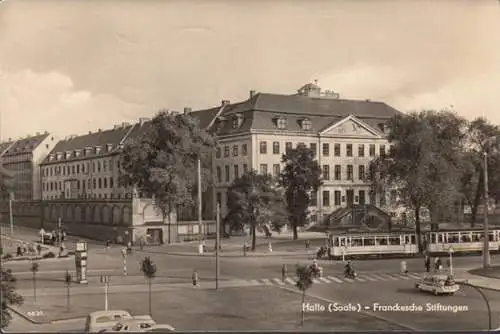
[221, 100, 230, 106]
[249, 90, 256, 98]
[88, 131, 92, 135]
[184, 107, 192, 115]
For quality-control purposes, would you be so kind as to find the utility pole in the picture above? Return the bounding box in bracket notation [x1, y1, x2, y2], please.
[197, 158, 203, 244]
[9, 192, 14, 236]
[216, 203, 220, 290]
[483, 152, 491, 268]
[100, 275, 110, 311]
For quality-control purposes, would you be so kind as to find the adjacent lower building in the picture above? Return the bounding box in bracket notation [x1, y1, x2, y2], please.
[0, 133, 58, 201]
[187, 82, 401, 224]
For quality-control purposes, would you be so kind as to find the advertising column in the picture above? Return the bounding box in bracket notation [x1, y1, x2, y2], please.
[74, 241, 88, 284]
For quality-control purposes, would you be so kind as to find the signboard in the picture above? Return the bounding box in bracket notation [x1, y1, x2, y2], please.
[75, 241, 87, 252]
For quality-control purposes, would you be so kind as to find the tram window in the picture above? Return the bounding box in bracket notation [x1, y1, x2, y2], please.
[339, 238, 346, 246]
[472, 233, 481, 242]
[448, 233, 459, 243]
[437, 234, 443, 243]
[411, 235, 416, 244]
[431, 234, 436, 243]
[351, 238, 362, 246]
[363, 238, 375, 246]
[389, 237, 400, 245]
[489, 233, 494, 242]
[333, 238, 339, 247]
[379, 238, 387, 245]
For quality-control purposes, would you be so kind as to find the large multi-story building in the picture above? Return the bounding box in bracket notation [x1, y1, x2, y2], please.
[0, 133, 58, 200]
[190, 82, 401, 223]
[39, 120, 149, 200]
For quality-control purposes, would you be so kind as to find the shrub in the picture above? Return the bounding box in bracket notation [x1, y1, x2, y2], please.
[3, 253, 13, 260]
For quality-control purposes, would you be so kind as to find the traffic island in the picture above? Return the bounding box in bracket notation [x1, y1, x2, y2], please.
[13, 286, 407, 330]
[469, 266, 500, 279]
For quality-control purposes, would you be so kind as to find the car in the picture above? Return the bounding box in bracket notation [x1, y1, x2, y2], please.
[415, 273, 460, 296]
[98, 319, 155, 332]
[85, 310, 132, 333]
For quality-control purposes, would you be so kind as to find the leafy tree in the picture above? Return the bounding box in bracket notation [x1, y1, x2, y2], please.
[30, 262, 39, 302]
[64, 271, 72, 311]
[119, 110, 216, 222]
[140, 256, 157, 316]
[295, 264, 321, 326]
[0, 269, 23, 330]
[461, 118, 500, 225]
[279, 144, 322, 240]
[226, 171, 286, 251]
[368, 110, 466, 250]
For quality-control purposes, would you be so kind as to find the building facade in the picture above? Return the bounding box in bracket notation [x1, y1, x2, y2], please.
[0, 133, 58, 200]
[189, 83, 400, 223]
[39, 121, 149, 201]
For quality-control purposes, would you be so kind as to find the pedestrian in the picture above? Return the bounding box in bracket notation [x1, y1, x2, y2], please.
[305, 240, 310, 250]
[424, 256, 430, 273]
[36, 244, 42, 255]
[400, 260, 408, 275]
[16, 245, 22, 257]
[192, 270, 200, 287]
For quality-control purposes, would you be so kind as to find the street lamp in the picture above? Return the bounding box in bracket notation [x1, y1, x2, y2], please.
[448, 246, 454, 275]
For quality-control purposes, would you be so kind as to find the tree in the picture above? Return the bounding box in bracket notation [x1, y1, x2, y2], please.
[140, 256, 157, 316]
[64, 270, 72, 312]
[119, 110, 216, 222]
[295, 264, 321, 326]
[226, 171, 286, 251]
[30, 262, 39, 302]
[279, 144, 322, 240]
[0, 269, 23, 330]
[368, 110, 466, 250]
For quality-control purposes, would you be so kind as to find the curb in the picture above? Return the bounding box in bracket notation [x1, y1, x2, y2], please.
[276, 285, 418, 331]
[132, 247, 310, 258]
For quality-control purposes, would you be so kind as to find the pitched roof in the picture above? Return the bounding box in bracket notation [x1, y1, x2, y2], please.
[41, 124, 140, 164]
[0, 133, 50, 157]
[189, 92, 401, 135]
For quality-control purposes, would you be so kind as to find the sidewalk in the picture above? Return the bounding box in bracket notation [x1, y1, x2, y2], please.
[1, 234, 64, 261]
[464, 266, 500, 292]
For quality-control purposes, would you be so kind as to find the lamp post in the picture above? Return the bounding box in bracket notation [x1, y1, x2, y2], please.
[448, 246, 454, 275]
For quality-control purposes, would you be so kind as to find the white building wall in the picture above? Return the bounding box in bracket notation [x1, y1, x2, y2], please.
[32, 134, 58, 200]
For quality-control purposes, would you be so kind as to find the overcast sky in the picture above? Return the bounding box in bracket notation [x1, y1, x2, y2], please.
[1, 0, 500, 140]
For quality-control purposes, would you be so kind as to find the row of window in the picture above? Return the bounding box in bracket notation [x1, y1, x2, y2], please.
[259, 142, 386, 157]
[43, 159, 120, 177]
[322, 164, 366, 181]
[216, 144, 248, 159]
[43, 177, 117, 192]
[43, 192, 121, 201]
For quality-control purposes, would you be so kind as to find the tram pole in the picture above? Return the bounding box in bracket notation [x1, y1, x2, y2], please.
[483, 151, 491, 269]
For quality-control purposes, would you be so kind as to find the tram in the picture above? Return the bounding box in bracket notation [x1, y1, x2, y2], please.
[326, 228, 500, 260]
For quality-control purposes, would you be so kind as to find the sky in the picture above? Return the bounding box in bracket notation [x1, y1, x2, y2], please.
[1, 0, 500, 140]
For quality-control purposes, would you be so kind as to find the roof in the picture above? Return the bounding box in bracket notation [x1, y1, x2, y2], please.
[189, 92, 401, 136]
[0, 133, 50, 157]
[41, 123, 145, 165]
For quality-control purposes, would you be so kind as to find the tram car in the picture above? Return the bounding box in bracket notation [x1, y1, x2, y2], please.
[326, 228, 500, 260]
[423, 228, 500, 256]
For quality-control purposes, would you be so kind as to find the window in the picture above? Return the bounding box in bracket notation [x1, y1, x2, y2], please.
[390, 190, 397, 203]
[97, 161, 101, 172]
[276, 117, 287, 129]
[243, 164, 248, 174]
[273, 142, 280, 154]
[322, 143, 329, 156]
[242, 144, 248, 156]
[369, 144, 376, 157]
[358, 144, 365, 157]
[347, 165, 353, 180]
[310, 191, 317, 206]
[358, 165, 365, 180]
[301, 118, 312, 130]
[232, 115, 242, 129]
[260, 164, 268, 175]
[234, 165, 239, 179]
[104, 178, 108, 188]
[380, 145, 386, 156]
[380, 191, 386, 207]
[216, 167, 222, 182]
[216, 192, 222, 206]
[322, 165, 330, 180]
[346, 144, 353, 157]
[334, 144, 341, 156]
[76, 165, 80, 174]
[273, 164, 280, 177]
[224, 146, 230, 157]
[285, 142, 292, 152]
[334, 165, 341, 180]
[322, 191, 330, 206]
[310, 143, 317, 156]
[259, 141, 267, 154]
[233, 145, 239, 157]
[88, 180, 91, 189]
[98, 178, 102, 189]
[358, 191, 365, 205]
[103, 161, 107, 172]
[110, 177, 114, 188]
[225, 166, 230, 182]
[334, 191, 341, 206]
[216, 147, 221, 159]
[297, 142, 305, 148]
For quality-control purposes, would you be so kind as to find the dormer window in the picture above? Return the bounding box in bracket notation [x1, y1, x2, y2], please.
[107, 144, 113, 152]
[75, 149, 81, 157]
[56, 153, 63, 160]
[232, 114, 243, 129]
[378, 123, 386, 132]
[216, 116, 227, 131]
[49, 154, 55, 161]
[300, 118, 312, 130]
[95, 146, 102, 154]
[65, 151, 72, 159]
[273, 116, 287, 129]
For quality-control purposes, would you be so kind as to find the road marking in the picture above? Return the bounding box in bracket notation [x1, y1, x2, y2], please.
[363, 275, 378, 282]
[312, 278, 322, 284]
[382, 274, 399, 280]
[396, 274, 410, 280]
[354, 277, 366, 282]
[407, 273, 421, 279]
[318, 277, 331, 283]
[273, 278, 285, 285]
[261, 279, 273, 285]
[285, 278, 296, 285]
[369, 274, 387, 281]
[327, 276, 343, 283]
[344, 278, 355, 283]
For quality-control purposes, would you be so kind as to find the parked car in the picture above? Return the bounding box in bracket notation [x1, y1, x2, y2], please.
[85, 310, 132, 333]
[415, 274, 460, 296]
